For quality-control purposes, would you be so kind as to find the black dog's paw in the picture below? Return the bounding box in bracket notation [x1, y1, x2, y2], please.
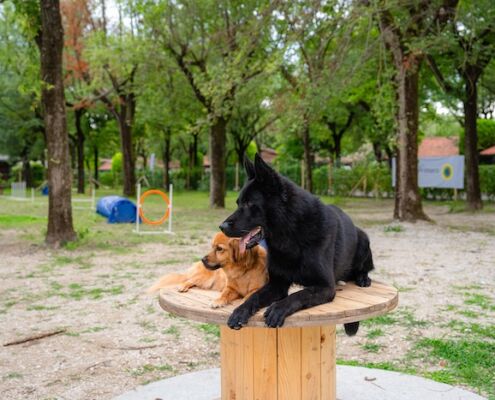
[264, 302, 288, 328]
[355, 274, 371, 287]
[228, 306, 252, 330]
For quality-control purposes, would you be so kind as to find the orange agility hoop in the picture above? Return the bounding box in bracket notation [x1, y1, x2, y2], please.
[138, 189, 170, 225]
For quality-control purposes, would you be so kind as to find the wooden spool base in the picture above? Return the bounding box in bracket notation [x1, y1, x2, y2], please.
[159, 281, 398, 400]
[221, 325, 336, 400]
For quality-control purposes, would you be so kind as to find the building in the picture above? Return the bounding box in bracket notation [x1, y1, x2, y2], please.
[480, 145, 495, 164]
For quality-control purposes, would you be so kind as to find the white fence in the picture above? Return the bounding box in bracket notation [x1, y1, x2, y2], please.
[11, 182, 27, 199]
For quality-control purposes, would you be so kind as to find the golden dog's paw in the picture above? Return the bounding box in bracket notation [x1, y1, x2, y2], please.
[177, 284, 190, 293]
[210, 300, 227, 309]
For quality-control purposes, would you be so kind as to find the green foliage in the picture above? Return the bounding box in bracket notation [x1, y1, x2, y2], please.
[477, 119, 495, 150]
[480, 166, 495, 200]
[460, 119, 495, 153]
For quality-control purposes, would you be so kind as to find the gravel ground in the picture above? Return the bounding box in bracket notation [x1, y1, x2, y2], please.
[0, 199, 494, 399]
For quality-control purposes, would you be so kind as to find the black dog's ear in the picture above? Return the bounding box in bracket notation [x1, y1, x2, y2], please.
[244, 156, 255, 180]
[254, 153, 281, 191]
[254, 153, 288, 201]
[254, 153, 274, 182]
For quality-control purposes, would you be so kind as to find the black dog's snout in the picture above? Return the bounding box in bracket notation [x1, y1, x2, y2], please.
[219, 221, 231, 232]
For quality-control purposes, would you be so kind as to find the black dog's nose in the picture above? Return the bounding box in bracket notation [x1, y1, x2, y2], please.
[219, 221, 231, 232]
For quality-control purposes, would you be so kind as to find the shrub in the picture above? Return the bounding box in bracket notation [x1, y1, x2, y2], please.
[480, 165, 495, 200]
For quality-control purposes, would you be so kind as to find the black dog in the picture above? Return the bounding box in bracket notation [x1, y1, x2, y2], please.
[219, 154, 374, 335]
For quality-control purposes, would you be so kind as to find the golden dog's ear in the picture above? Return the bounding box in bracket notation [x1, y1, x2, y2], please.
[228, 238, 240, 263]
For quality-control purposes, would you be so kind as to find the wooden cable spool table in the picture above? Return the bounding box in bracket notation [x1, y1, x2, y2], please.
[159, 281, 398, 400]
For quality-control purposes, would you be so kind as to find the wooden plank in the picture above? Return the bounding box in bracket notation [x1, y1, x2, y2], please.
[320, 326, 336, 400]
[253, 328, 277, 400]
[277, 327, 302, 400]
[301, 326, 321, 400]
[221, 326, 237, 400]
[235, 327, 254, 399]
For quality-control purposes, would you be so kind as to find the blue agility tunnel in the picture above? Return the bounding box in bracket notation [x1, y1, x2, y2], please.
[96, 196, 137, 223]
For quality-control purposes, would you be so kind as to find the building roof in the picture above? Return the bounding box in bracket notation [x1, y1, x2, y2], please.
[260, 148, 277, 164]
[480, 145, 495, 156]
[99, 159, 112, 172]
[418, 137, 459, 157]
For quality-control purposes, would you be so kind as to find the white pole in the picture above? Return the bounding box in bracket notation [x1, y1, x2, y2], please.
[136, 183, 141, 234]
[168, 184, 173, 233]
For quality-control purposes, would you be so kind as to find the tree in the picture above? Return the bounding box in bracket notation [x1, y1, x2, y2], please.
[425, 0, 494, 210]
[142, 0, 277, 207]
[0, 2, 45, 186]
[61, 0, 93, 194]
[372, 0, 457, 221]
[228, 76, 278, 173]
[40, 0, 76, 246]
[87, 28, 140, 197]
[277, 0, 359, 192]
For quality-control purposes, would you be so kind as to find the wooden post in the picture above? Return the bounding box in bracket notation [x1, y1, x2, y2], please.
[220, 325, 336, 400]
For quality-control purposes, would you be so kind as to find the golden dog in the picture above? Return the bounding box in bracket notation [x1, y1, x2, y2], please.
[148, 232, 267, 308]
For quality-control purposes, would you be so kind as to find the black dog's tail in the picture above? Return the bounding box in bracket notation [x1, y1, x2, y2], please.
[344, 322, 360, 336]
[344, 228, 375, 336]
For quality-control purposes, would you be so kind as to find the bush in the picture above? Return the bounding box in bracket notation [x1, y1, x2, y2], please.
[111, 153, 123, 186]
[274, 160, 393, 197]
[98, 172, 114, 187]
[480, 165, 495, 201]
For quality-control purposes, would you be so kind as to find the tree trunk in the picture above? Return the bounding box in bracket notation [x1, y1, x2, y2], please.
[162, 130, 171, 188]
[462, 66, 483, 211]
[40, 0, 76, 247]
[302, 115, 313, 193]
[142, 152, 148, 172]
[210, 116, 227, 208]
[191, 132, 199, 189]
[193, 133, 199, 168]
[75, 108, 85, 194]
[334, 133, 342, 167]
[372, 142, 384, 163]
[393, 58, 429, 221]
[69, 138, 76, 169]
[21, 148, 33, 187]
[93, 145, 99, 188]
[327, 157, 333, 195]
[118, 110, 136, 197]
[186, 141, 193, 189]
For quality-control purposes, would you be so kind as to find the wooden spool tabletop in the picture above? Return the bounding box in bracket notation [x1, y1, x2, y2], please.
[159, 281, 398, 327]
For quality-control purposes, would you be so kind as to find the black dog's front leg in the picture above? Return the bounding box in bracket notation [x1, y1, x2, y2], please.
[264, 285, 336, 328]
[227, 281, 289, 330]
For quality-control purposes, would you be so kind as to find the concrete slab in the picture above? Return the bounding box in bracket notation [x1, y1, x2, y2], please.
[113, 366, 487, 400]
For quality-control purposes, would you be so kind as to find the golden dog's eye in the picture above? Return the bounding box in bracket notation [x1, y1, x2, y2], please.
[216, 246, 223, 252]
